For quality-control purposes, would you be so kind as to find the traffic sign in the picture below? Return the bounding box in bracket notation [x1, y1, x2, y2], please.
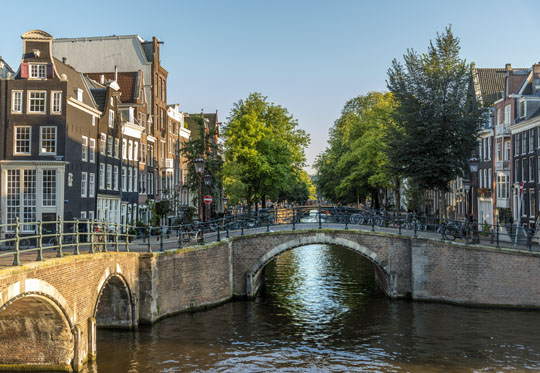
[203, 195, 213, 205]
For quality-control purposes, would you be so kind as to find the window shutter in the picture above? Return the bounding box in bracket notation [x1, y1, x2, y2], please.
[20, 63, 29, 78]
[47, 64, 54, 79]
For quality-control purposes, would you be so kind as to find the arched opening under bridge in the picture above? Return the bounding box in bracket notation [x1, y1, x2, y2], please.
[94, 273, 134, 329]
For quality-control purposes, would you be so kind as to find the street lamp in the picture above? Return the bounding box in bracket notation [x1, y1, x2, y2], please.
[193, 157, 206, 221]
[468, 156, 480, 220]
[463, 178, 471, 219]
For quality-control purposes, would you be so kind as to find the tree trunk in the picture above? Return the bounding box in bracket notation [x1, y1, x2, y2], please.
[393, 176, 401, 212]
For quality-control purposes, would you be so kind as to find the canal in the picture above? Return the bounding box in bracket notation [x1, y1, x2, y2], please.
[93, 244, 540, 372]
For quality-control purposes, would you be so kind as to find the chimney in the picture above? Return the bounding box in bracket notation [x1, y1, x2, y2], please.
[505, 63, 512, 72]
[114, 65, 118, 81]
[62, 57, 66, 64]
[100, 74, 105, 84]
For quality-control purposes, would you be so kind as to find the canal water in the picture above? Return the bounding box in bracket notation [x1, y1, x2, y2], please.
[93, 245, 540, 372]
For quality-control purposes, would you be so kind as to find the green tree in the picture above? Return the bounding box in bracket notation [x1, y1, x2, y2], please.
[386, 26, 483, 204]
[315, 92, 396, 208]
[223, 93, 310, 212]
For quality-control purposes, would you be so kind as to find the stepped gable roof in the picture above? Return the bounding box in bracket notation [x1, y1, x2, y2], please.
[86, 72, 139, 104]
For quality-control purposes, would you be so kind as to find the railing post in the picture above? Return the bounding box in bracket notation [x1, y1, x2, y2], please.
[160, 226, 164, 252]
[398, 210, 402, 235]
[115, 223, 120, 252]
[90, 220, 95, 254]
[74, 219, 80, 255]
[217, 223, 221, 241]
[292, 208, 296, 231]
[226, 223, 230, 238]
[37, 220, 43, 262]
[345, 211, 349, 230]
[178, 226, 183, 249]
[200, 226, 205, 245]
[147, 224, 152, 253]
[57, 216, 63, 258]
[266, 218, 270, 232]
[371, 212, 375, 232]
[241, 223, 244, 236]
[13, 217, 20, 266]
[496, 221, 500, 248]
[414, 214, 418, 238]
[318, 207, 322, 229]
[102, 219, 108, 252]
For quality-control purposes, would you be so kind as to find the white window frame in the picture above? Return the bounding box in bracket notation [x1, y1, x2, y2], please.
[122, 167, 127, 192]
[128, 140, 133, 161]
[89, 173, 95, 198]
[89, 138, 96, 163]
[11, 90, 22, 113]
[99, 164, 105, 189]
[107, 137, 113, 157]
[39, 126, 56, 155]
[81, 172, 88, 198]
[122, 139, 127, 160]
[108, 110, 115, 128]
[530, 157, 535, 183]
[114, 138, 119, 159]
[42, 169, 56, 207]
[134, 169, 138, 193]
[106, 164, 112, 190]
[29, 64, 46, 79]
[100, 133, 106, 155]
[504, 104, 511, 125]
[51, 91, 62, 114]
[128, 167, 133, 192]
[27, 91, 46, 114]
[113, 166, 119, 191]
[82, 136, 88, 162]
[14, 126, 31, 155]
[134, 142, 139, 162]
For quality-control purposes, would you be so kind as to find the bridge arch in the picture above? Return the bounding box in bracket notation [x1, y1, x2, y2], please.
[94, 271, 136, 329]
[0, 280, 75, 371]
[245, 232, 393, 297]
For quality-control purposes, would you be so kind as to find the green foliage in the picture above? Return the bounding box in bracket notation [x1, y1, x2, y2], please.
[222, 93, 310, 211]
[386, 26, 483, 192]
[315, 91, 396, 205]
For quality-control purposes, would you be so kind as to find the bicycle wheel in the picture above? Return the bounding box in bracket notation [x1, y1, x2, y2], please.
[442, 227, 456, 241]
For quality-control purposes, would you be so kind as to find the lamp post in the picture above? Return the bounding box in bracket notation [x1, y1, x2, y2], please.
[193, 157, 206, 222]
[468, 156, 480, 221]
[204, 172, 212, 221]
[463, 178, 471, 219]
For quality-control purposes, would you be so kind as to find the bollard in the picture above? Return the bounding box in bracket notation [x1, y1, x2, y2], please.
[37, 220, 43, 262]
[13, 217, 20, 266]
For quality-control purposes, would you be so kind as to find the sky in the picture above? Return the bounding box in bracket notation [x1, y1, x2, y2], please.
[1, 0, 540, 174]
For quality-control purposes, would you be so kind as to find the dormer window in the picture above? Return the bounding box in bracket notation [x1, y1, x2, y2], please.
[76, 89, 83, 102]
[29, 64, 46, 79]
[520, 100, 526, 119]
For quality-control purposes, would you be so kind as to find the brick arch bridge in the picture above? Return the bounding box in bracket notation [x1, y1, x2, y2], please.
[1, 228, 540, 371]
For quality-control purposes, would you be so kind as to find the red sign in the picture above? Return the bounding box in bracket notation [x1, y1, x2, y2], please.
[203, 195, 213, 205]
[520, 181, 524, 194]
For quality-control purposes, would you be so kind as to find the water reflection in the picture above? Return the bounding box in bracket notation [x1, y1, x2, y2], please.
[94, 244, 540, 372]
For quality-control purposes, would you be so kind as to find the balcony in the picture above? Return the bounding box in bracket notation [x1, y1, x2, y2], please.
[495, 124, 510, 136]
[495, 160, 510, 171]
[496, 198, 510, 209]
[161, 158, 174, 169]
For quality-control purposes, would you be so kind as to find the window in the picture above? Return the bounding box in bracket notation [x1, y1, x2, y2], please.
[128, 140, 133, 160]
[523, 132, 527, 155]
[28, 91, 46, 113]
[523, 159, 527, 182]
[141, 143, 146, 164]
[148, 144, 154, 166]
[530, 189, 536, 216]
[108, 110, 115, 128]
[515, 159, 519, 183]
[42, 170, 56, 206]
[497, 174, 509, 200]
[7, 169, 37, 230]
[99, 164, 105, 189]
[40, 127, 56, 155]
[81, 172, 88, 197]
[51, 92, 62, 114]
[488, 168, 492, 189]
[497, 108, 501, 126]
[128, 167, 133, 192]
[100, 133, 106, 155]
[89, 173, 95, 198]
[530, 129, 535, 152]
[77, 89, 83, 102]
[89, 138, 96, 163]
[160, 141, 165, 159]
[496, 141, 502, 162]
[114, 138, 119, 159]
[113, 166, 119, 191]
[106, 164, 112, 190]
[14, 127, 31, 155]
[487, 138, 491, 160]
[134, 142, 139, 162]
[12, 91, 22, 113]
[82, 136, 88, 162]
[515, 135, 520, 156]
[92, 116, 96, 127]
[504, 141, 510, 161]
[122, 139, 127, 159]
[530, 157, 535, 182]
[504, 104, 511, 125]
[30, 64, 46, 79]
[122, 167, 127, 192]
[134, 169, 138, 193]
[107, 137, 113, 157]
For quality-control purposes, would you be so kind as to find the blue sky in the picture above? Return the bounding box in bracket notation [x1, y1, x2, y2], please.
[1, 0, 539, 173]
